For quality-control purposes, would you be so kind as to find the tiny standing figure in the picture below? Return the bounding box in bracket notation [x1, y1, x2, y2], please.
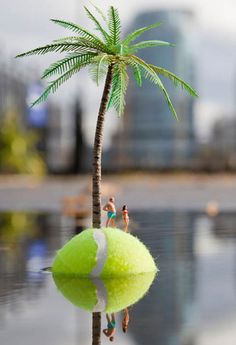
[122, 205, 129, 232]
[103, 197, 116, 228]
[103, 313, 116, 342]
[122, 308, 130, 333]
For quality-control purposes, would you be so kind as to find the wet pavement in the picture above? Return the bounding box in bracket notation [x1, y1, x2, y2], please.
[1, 174, 236, 211]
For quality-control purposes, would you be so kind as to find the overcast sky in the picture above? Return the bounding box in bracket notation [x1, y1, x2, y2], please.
[1, 0, 236, 142]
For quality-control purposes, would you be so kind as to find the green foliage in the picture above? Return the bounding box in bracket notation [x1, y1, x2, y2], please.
[84, 6, 110, 43]
[42, 53, 97, 79]
[122, 22, 162, 45]
[108, 6, 121, 45]
[149, 64, 198, 97]
[0, 109, 46, 175]
[130, 40, 174, 53]
[16, 4, 197, 118]
[89, 54, 109, 85]
[107, 63, 129, 117]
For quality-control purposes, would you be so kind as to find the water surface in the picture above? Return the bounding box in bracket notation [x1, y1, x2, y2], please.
[0, 210, 236, 345]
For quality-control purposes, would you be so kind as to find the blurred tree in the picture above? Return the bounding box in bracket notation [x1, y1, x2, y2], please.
[0, 212, 36, 248]
[16, 4, 197, 344]
[0, 109, 46, 175]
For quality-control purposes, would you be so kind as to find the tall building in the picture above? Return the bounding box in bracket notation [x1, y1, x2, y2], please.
[107, 10, 197, 170]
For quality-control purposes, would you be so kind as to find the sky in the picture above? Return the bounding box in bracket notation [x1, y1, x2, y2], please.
[1, 0, 236, 143]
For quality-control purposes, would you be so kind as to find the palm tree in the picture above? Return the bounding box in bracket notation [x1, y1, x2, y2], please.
[16, 5, 197, 344]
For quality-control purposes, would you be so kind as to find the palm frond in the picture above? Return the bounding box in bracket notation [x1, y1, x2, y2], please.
[107, 63, 128, 116]
[31, 63, 87, 107]
[53, 36, 109, 53]
[42, 53, 97, 79]
[84, 6, 110, 42]
[89, 55, 108, 85]
[51, 19, 107, 49]
[78, 37, 109, 52]
[131, 55, 179, 120]
[52, 35, 107, 50]
[149, 65, 198, 97]
[127, 59, 142, 87]
[130, 40, 174, 53]
[122, 22, 162, 46]
[108, 6, 121, 45]
[88, 1, 107, 23]
[107, 68, 119, 110]
[16, 42, 92, 58]
[53, 36, 80, 42]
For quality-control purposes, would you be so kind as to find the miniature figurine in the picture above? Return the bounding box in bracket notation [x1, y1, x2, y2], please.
[122, 205, 129, 232]
[103, 197, 116, 227]
[103, 313, 116, 342]
[122, 308, 130, 333]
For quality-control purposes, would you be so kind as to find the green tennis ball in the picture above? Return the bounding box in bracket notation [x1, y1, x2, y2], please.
[53, 272, 156, 312]
[52, 228, 157, 277]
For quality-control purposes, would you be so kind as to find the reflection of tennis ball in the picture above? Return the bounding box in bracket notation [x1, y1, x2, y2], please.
[52, 228, 157, 277]
[53, 272, 156, 312]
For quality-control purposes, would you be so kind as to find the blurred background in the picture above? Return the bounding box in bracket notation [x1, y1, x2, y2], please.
[0, 0, 236, 174]
[0, 1, 236, 345]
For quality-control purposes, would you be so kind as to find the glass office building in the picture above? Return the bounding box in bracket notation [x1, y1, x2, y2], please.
[108, 10, 197, 170]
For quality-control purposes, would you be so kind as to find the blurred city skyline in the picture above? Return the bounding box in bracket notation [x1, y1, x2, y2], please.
[0, 0, 236, 147]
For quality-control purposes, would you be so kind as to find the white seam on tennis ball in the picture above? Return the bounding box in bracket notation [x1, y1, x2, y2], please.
[90, 229, 108, 277]
[91, 278, 107, 312]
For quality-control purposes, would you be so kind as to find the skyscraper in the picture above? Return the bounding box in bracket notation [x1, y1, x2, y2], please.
[108, 10, 197, 170]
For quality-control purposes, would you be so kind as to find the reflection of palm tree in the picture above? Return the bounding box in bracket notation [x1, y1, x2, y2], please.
[16, 5, 197, 344]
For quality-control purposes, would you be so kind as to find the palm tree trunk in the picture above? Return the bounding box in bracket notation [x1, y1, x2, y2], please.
[92, 63, 114, 228]
[92, 63, 114, 345]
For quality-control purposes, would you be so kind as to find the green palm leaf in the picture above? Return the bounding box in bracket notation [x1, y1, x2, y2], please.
[108, 63, 128, 116]
[130, 62, 142, 87]
[53, 37, 109, 53]
[125, 57, 142, 86]
[108, 6, 121, 45]
[16, 42, 93, 58]
[88, 1, 107, 22]
[122, 22, 162, 46]
[42, 53, 97, 79]
[130, 40, 174, 53]
[130, 56, 179, 120]
[149, 65, 198, 97]
[89, 55, 109, 85]
[31, 63, 89, 107]
[84, 7, 110, 43]
[51, 19, 107, 48]
[53, 36, 80, 42]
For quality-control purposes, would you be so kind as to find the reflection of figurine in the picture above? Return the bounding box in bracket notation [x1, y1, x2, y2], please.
[122, 205, 129, 232]
[103, 197, 116, 228]
[122, 308, 130, 333]
[103, 313, 116, 341]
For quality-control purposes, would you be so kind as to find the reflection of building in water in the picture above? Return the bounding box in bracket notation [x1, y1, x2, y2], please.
[193, 213, 236, 344]
[107, 10, 197, 171]
[129, 211, 196, 345]
[0, 213, 62, 319]
[212, 213, 236, 239]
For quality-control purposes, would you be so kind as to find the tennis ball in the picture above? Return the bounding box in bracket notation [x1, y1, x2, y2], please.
[53, 271, 156, 312]
[52, 228, 157, 277]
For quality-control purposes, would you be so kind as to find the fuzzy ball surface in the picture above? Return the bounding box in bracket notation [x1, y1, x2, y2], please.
[52, 228, 157, 277]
